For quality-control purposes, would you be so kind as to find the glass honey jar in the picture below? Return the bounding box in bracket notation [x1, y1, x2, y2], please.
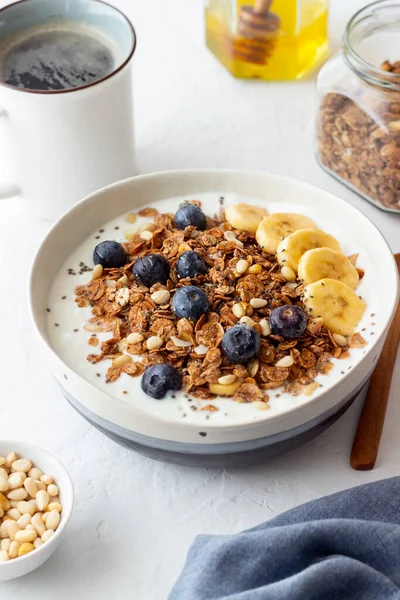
[205, 0, 328, 80]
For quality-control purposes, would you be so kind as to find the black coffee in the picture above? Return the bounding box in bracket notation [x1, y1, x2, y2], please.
[1, 27, 115, 91]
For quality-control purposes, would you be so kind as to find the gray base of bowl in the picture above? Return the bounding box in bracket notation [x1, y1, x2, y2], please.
[60, 380, 367, 468]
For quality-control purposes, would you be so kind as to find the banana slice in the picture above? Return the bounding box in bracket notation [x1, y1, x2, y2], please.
[298, 247, 360, 289]
[303, 278, 366, 336]
[225, 203, 269, 233]
[209, 381, 242, 396]
[277, 229, 341, 273]
[256, 213, 316, 254]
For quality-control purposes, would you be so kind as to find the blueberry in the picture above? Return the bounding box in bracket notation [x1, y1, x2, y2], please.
[172, 286, 209, 321]
[174, 202, 207, 231]
[222, 325, 261, 364]
[269, 305, 307, 339]
[176, 251, 207, 279]
[93, 241, 126, 268]
[132, 254, 170, 287]
[141, 364, 182, 399]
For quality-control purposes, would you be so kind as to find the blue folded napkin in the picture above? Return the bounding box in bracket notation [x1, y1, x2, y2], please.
[169, 477, 400, 600]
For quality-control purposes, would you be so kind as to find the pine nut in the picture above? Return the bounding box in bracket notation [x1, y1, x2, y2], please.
[232, 303, 245, 319]
[126, 212, 137, 224]
[253, 401, 270, 411]
[6, 453, 17, 468]
[0, 469, 8, 480]
[281, 266, 296, 282]
[11, 459, 32, 473]
[276, 356, 294, 368]
[17, 514, 31, 528]
[248, 264, 262, 274]
[304, 382, 319, 396]
[47, 484, 59, 498]
[35, 480, 46, 492]
[15, 529, 37, 543]
[40, 474, 53, 486]
[236, 259, 249, 275]
[92, 264, 103, 279]
[47, 502, 62, 513]
[6, 508, 21, 521]
[33, 538, 43, 550]
[333, 333, 347, 347]
[140, 230, 153, 241]
[9, 501, 18, 508]
[0, 539, 10, 552]
[0, 476, 9, 493]
[18, 542, 34, 556]
[0, 457, 5, 467]
[24, 478, 38, 498]
[9, 541, 20, 558]
[0, 519, 8, 540]
[126, 332, 144, 344]
[7, 520, 21, 541]
[240, 316, 254, 326]
[112, 354, 132, 367]
[248, 359, 260, 378]
[46, 510, 60, 531]
[28, 468, 43, 480]
[0, 492, 10, 512]
[138, 222, 157, 232]
[146, 336, 163, 350]
[8, 473, 25, 489]
[41, 529, 54, 542]
[7, 488, 27, 501]
[260, 319, 271, 336]
[250, 298, 267, 308]
[47, 496, 60, 505]
[17, 501, 35, 516]
[36, 490, 50, 512]
[151, 290, 171, 305]
[31, 513, 46, 536]
[0, 509, 4, 519]
[218, 374, 237, 385]
[0, 550, 9, 561]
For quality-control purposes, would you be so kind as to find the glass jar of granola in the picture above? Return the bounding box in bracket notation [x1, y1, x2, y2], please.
[316, 0, 400, 213]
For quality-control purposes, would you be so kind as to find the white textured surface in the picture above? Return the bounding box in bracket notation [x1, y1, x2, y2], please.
[1, 1, 400, 598]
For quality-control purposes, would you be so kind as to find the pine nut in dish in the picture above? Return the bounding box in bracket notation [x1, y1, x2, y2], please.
[0, 447, 68, 572]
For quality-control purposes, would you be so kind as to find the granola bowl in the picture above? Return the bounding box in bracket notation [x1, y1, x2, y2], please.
[29, 170, 399, 467]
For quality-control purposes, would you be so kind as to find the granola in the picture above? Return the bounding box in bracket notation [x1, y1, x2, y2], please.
[317, 60, 400, 211]
[74, 200, 367, 405]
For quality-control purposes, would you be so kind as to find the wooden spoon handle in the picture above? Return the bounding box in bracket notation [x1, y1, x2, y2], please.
[350, 253, 400, 470]
[254, 0, 273, 14]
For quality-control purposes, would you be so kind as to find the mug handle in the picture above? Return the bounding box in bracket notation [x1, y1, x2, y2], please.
[0, 108, 20, 199]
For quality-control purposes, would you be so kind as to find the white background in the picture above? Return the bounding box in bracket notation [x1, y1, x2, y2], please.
[1, 1, 400, 599]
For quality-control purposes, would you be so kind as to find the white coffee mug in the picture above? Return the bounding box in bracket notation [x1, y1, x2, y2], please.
[0, 0, 136, 221]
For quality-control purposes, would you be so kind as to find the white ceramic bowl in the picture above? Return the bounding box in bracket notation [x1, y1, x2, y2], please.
[0, 441, 73, 581]
[29, 170, 399, 467]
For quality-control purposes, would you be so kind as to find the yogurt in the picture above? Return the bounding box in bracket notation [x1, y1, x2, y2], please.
[46, 192, 376, 426]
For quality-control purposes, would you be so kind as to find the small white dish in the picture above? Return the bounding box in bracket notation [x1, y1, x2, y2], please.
[0, 441, 73, 581]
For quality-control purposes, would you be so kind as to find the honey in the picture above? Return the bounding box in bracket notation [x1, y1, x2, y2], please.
[205, 0, 328, 80]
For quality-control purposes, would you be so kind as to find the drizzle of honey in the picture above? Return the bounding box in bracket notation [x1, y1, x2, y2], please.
[205, 0, 328, 80]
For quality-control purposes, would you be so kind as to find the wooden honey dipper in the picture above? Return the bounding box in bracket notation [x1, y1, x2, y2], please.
[238, 0, 281, 41]
[226, 0, 281, 66]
